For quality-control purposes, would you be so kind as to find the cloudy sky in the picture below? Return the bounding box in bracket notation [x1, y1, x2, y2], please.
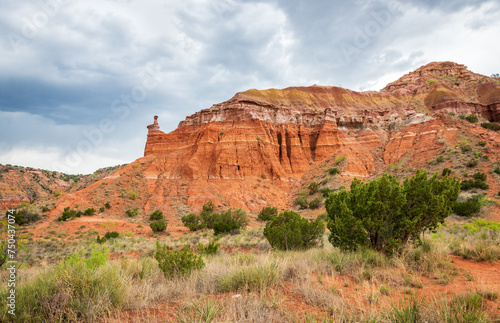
[0, 0, 499, 174]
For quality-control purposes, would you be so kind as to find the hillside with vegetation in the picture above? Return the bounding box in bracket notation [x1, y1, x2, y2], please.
[1, 62, 500, 322]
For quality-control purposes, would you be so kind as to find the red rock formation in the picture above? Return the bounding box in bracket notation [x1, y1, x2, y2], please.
[138, 62, 500, 213]
[7, 61, 500, 218]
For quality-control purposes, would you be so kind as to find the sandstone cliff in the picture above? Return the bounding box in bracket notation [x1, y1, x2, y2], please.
[4, 62, 500, 221]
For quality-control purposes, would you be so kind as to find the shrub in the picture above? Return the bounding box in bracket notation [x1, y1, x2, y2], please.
[462, 219, 500, 233]
[96, 231, 120, 244]
[96, 235, 107, 244]
[104, 202, 111, 209]
[105, 231, 119, 239]
[442, 168, 452, 177]
[99, 207, 105, 213]
[466, 159, 478, 168]
[181, 213, 204, 231]
[212, 208, 248, 235]
[84, 208, 96, 216]
[335, 155, 346, 164]
[481, 122, 500, 131]
[263, 211, 325, 250]
[328, 167, 340, 175]
[150, 220, 167, 232]
[472, 172, 487, 181]
[326, 170, 460, 252]
[453, 199, 481, 217]
[294, 196, 309, 210]
[465, 114, 478, 123]
[200, 201, 217, 229]
[257, 206, 278, 221]
[149, 210, 163, 221]
[477, 140, 487, 147]
[0, 244, 123, 322]
[494, 167, 500, 175]
[7, 208, 40, 225]
[155, 243, 205, 278]
[58, 207, 83, 222]
[308, 182, 320, 195]
[41, 205, 50, 213]
[461, 178, 489, 190]
[460, 144, 472, 153]
[309, 198, 322, 209]
[197, 240, 219, 255]
[125, 208, 139, 217]
[128, 190, 138, 200]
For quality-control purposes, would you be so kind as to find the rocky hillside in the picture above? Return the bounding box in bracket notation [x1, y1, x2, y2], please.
[3, 61, 500, 226]
[0, 164, 124, 210]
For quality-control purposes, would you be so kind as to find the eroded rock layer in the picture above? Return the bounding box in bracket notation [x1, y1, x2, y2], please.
[4, 61, 500, 216]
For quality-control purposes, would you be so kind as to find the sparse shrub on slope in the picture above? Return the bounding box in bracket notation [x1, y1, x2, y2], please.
[328, 167, 340, 175]
[257, 206, 278, 222]
[6, 208, 40, 225]
[155, 242, 204, 278]
[309, 198, 322, 209]
[84, 208, 95, 215]
[481, 122, 500, 131]
[465, 114, 478, 123]
[58, 207, 83, 222]
[125, 208, 139, 217]
[308, 182, 320, 195]
[293, 196, 309, 210]
[148, 210, 163, 220]
[461, 173, 489, 190]
[326, 170, 460, 252]
[263, 211, 325, 250]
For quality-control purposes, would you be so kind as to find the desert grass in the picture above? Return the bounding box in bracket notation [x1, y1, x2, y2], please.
[3, 216, 500, 322]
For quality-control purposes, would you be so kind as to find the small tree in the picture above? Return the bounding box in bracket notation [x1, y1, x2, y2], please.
[308, 182, 320, 195]
[326, 170, 460, 252]
[257, 206, 278, 221]
[150, 220, 167, 232]
[181, 213, 204, 231]
[212, 208, 248, 235]
[263, 211, 325, 250]
[149, 210, 163, 221]
[8, 209, 40, 225]
[200, 201, 217, 229]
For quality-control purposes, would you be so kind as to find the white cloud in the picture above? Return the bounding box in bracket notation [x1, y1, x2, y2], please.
[1, 0, 500, 173]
